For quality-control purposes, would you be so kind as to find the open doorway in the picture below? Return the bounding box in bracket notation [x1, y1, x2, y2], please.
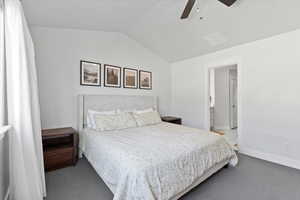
[209, 64, 238, 150]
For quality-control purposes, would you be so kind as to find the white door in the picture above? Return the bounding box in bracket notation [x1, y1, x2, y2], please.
[230, 78, 238, 129]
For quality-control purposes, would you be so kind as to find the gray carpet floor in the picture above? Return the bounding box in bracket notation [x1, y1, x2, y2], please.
[45, 154, 300, 200]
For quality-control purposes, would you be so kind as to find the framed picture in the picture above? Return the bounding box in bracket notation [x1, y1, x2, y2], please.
[80, 60, 101, 86]
[104, 64, 121, 88]
[123, 68, 138, 89]
[139, 70, 152, 90]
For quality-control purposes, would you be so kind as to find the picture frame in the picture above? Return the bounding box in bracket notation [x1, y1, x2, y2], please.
[123, 68, 138, 89]
[80, 60, 101, 86]
[104, 64, 122, 88]
[139, 70, 152, 90]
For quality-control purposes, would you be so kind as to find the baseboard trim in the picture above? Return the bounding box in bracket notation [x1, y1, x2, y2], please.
[213, 126, 231, 130]
[239, 147, 300, 170]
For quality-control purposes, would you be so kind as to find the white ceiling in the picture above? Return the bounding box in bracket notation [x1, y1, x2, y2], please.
[23, 0, 300, 62]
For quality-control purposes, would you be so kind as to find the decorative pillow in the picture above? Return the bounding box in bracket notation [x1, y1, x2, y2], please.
[133, 110, 162, 127]
[94, 112, 137, 132]
[118, 112, 137, 129]
[87, 109, 116, 129]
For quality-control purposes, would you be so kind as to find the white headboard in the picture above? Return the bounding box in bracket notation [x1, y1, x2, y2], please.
[77, 95, 158, 131]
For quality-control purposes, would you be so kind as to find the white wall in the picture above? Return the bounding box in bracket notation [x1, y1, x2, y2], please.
[31, 26, 171, 129]
[171, 29, 300, 169]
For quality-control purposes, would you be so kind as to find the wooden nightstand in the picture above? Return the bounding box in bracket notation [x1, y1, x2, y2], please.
[161, 116, 182, 125]
[42, 127, 78, 171]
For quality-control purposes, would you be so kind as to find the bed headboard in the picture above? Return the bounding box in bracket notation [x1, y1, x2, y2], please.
[77, 95, 158, 131]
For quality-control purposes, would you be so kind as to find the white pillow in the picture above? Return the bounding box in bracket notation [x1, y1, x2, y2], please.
[116, 109, 134, 114]
[94, 112, 137, 132]
[134, 108, 154, 114]
[133, 110, 161, 127]
[87, 109, 116, 129]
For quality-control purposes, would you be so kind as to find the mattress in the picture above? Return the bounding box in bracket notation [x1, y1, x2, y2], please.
[81, 122, 238, 200]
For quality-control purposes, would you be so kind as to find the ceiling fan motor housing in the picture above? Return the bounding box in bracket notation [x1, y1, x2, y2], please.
[218, 0, 237, 7]
[181, 0, 237, 19]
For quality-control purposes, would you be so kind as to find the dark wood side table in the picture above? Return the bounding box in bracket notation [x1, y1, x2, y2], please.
[161, 116, 182, 125]
[42, 127, 78, 171]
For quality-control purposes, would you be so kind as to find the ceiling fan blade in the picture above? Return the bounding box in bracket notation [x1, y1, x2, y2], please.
[217, 0, 237, 7]
[181, 0, 196, 19]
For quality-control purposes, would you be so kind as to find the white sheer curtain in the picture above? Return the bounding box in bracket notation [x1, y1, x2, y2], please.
[0, 0, 46, 199]
[0, 0, 5, 125]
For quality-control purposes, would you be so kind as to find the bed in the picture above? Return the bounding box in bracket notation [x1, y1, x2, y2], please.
[78, 95, 238, 200]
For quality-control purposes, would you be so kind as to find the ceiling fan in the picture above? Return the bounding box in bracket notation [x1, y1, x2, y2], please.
[181, 0, 237, 19]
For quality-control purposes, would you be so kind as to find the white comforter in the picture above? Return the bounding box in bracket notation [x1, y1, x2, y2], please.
[82, 122, 238, 200]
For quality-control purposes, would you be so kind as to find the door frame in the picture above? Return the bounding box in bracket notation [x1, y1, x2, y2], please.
[204, 58, 243, 147]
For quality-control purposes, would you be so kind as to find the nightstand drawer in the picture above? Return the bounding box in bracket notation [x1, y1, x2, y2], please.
[161, 116, 182, 125]
[170, 119, 182, 125]
[44, 147, 74, 171]
[42, 127, 78, 171]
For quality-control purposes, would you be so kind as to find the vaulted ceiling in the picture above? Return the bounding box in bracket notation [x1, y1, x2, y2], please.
[23, 0, 300, 62]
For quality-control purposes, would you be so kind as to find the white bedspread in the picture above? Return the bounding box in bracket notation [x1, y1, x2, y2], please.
[82, 122, 238, 200]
